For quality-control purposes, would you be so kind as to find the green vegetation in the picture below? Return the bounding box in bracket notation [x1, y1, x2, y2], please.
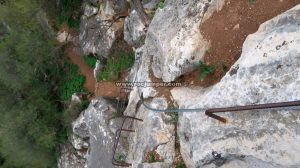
[115, 153, 127, 162]
[197, 61, 216, 81]
[158, 0, 165, 9]
[58, 60, 86, 100]
[248, 0, 255, 6]
[170, 113, 179, 124]
[148, 0, 165, 18]
[0, 1, 86, 167]
[148, 152, 157, 163]
[176, 161, 186, 168]
[56, 0, 82, 28]
[98, 49, 135, 81]
[62, 99, 89, 129]
[83, 54, 97, 69]
[146, 151, 162, 163]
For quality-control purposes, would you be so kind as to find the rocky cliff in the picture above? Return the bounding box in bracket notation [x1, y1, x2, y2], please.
[172, 5, 300, 168]
[59, 1, 300, 168]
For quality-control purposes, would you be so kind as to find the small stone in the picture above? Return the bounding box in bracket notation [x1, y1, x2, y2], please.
[56, 31, 70, 43]
[233, 24, 240, 30]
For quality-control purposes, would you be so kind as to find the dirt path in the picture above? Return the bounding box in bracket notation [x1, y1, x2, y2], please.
[181, 0, 299, 87]
[64, 46, 131, 98]
[95, 82, 121, 98]
[65, 47, 96, 93]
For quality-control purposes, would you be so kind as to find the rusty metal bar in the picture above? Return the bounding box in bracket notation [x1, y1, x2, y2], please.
[205, 100, 300, 123]
[112, 115, 143, 167]
[116, 87, 132, 113]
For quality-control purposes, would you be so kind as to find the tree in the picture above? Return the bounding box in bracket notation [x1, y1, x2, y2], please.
[0, 0, 68, 167]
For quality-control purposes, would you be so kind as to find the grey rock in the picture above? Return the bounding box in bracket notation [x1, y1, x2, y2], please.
[124, 10, 146, 47]
[79, 15, 119, 58]
[133, 162, 172, 168]
[59, 97, 126, 168]
[125, 96, 175, 166]
[202, 155, 284, 168]
[147, 0, 223, 82]
[57, 143, 87, 168]
[93, 59, 103, 79]
[142, 0, 160, 10]
[83, 4, 98, 17]
[99, 0, 128, 15]
[126, 46, 157, 98]
[171, 5, 300, 168]
[79, 0, 127, 58]
[70, 133, 89, 150]
[71, 93, 83, 103]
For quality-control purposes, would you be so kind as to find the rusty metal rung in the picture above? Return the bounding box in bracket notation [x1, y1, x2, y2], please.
[112, 86, 142, 167]
[112, 116, 143, 167]
[205, 100, 300, 123]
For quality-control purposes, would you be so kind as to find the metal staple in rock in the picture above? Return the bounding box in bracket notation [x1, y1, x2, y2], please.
[112, 87, 143, 167]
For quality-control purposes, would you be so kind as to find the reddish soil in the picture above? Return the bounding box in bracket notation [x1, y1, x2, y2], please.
[64, 33, 133, 98]
[65, 47, 127, 97]
[95, 71, 129, 98]
[65, 47, 96, 93]
[65, 47, 128, 98]
[180, 0, 299, 87]
[95, 82, 120, 97]
[95, 36, 133, 98]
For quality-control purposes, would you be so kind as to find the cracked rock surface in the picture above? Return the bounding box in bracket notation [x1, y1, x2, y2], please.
[148, 0, 224, 82]
[58, 98, 125, 168]
[171, 5, 300, 168]
[79, 0, 127, 58]
[124, 95, 175, 167]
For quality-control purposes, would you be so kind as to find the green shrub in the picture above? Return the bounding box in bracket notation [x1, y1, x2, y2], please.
[98, 49, 134, 81]
[62, 97, 89, 127]
[248, 0, 255, 6]
[176, 161, 186, 168]
[0, 146, 4, 166]
[145, 151, 163, 163]
[158, 0, 165, 9]
[170, 113, 179, 124]
[0, 1, 86, 167]
[148, 0, 165, 18]
[115, 153, 127, 162]
[148, 152, 157, 163]
[83, 55, 97, 68]
[56, 0, 82, 28]
[197, 61, 216, 81]
[58, 60, 86, 100]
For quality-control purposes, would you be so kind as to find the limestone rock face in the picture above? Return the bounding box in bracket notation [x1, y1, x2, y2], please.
[124, 10, 146, 47]
[83, 4, 98, 17]
[122, 46, 176, 165]
[171, 5, 300, 168]
[125, 95, 175, 167]
[79, 1, 127, 58]
[142, 0, 160, 10]
[58, 98, 125, 168]
[147, 0, 224, 82]
[57, 143, 87, 168]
